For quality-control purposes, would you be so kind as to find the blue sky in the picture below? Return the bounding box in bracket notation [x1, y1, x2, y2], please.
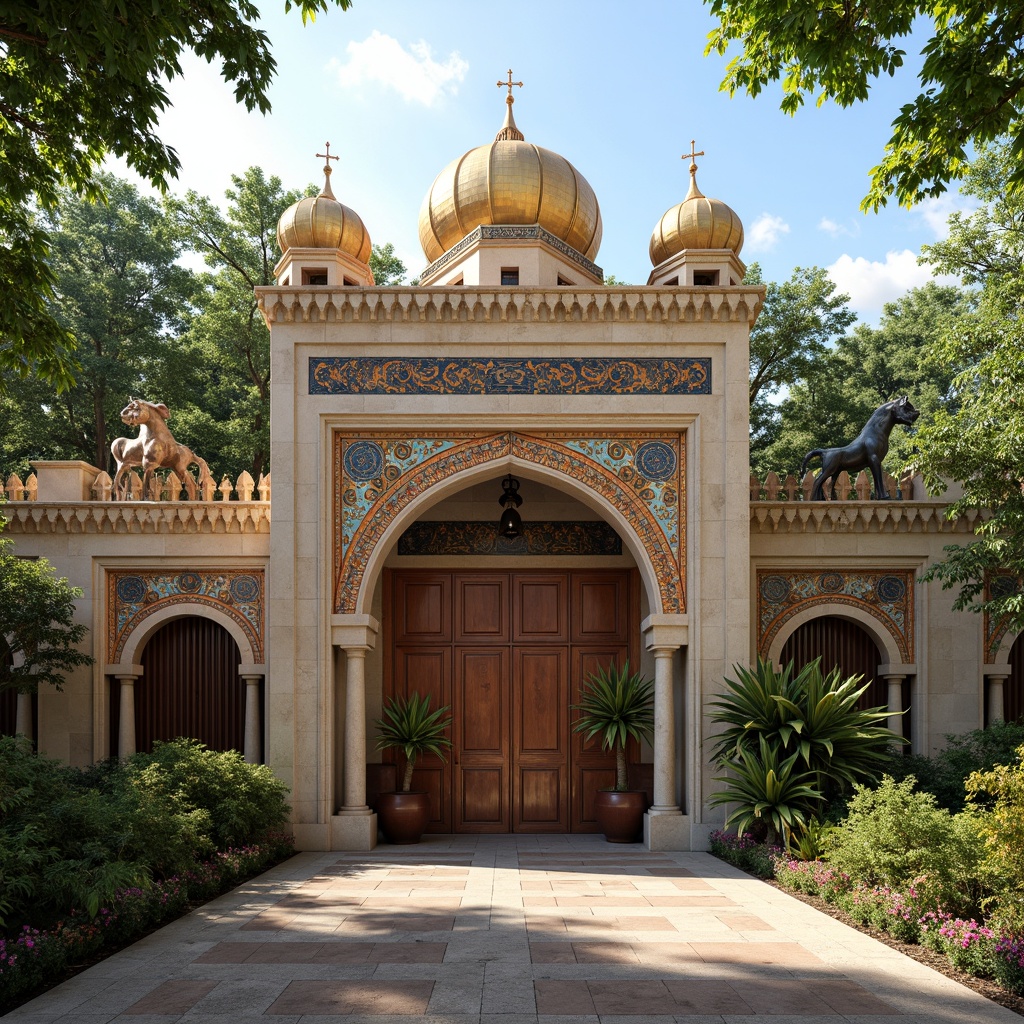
[119, 0, 969, 323]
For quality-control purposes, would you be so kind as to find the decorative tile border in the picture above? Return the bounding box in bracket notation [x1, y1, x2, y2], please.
[756, 569, 914, 664]
[309, 356, 711, 396]
[334, 431, 684, 614]
[107, 569, 265, 664]
[397, 520, 622, 556]
[984, 572, 1023, 662]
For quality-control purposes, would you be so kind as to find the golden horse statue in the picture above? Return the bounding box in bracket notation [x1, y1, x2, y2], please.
[110, 398, 213, 500]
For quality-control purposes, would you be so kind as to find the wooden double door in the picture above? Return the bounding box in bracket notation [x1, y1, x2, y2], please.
[383, 569, 640, 833]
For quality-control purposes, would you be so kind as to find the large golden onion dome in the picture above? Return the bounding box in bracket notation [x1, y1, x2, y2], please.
[277, 152, 372, 264]
[418, 84, 602, 264]
[649, 147, 743, 266]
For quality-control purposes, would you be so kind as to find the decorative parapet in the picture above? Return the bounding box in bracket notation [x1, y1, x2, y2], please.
[0, 503, 270, 535]
[750, 469, 917, 502]
[3, 468, 270, 503]
[255, 285, 764, 326]
[750, 501, 980, 534]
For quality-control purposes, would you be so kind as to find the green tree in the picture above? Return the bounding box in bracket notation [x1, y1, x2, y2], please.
[705, 0, 1024, 209]
[0, 0, 351, 392]
[369, 242, 407, 286]
[914, 139, 1024, 628]
[0, 527, 92, 695]
[746, 264, 857, 471]
[754, 282, 969, 477]
[168, 167, 305, 480]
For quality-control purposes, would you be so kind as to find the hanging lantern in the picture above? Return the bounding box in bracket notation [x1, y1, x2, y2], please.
[497, 474, 523, 538]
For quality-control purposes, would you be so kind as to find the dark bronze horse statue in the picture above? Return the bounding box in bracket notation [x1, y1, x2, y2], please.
[800, 396, 919, 500]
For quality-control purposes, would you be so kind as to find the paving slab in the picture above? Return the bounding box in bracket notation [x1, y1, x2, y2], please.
[5, 835, 1020, 1023]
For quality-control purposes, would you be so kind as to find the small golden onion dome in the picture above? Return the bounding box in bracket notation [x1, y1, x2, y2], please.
[418, 90, 602, 263]
[277, 157, 371, 264]
[649, 154, 743, 266]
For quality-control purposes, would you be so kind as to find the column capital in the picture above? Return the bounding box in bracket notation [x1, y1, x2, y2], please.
[878, 662, 915, 676]
[331, 613, 380, 650]
[238, 663, 267, 679]
[985, 664, 1011, 681]
[107, 663, 144, 679]
[642, 613, 688, 651]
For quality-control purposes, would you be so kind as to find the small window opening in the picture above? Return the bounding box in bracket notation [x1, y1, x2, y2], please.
[302, 268, 329, 286]
[557, 274, 574, 286]
[693, 271, 719, 286]
[501, 267, 520, 286]
[450, 275, 464, 286]
[663, 276, 679, 286]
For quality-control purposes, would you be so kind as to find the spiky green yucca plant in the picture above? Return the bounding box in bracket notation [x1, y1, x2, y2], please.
[571, 660, 654, 791]
[708, 657, 901, 845]
[375, 692, 453, 792]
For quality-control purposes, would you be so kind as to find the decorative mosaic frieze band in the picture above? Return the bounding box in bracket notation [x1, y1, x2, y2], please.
[107, 569, 265, 664]
[334, 431, 684, 614]
[398, 520, 623, 556]
[421, 224, 603, 280]
[309, 356, 710, 396]
[256, 287, 764, 325]
[984, 572, 1023, 662]
[757, 569, 914, 664]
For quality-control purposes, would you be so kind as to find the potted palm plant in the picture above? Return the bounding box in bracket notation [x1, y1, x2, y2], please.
[572, 660, 655, 843]
[374, 691, 452, 844]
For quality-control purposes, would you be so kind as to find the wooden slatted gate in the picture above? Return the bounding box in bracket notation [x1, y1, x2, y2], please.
[1003, 632, 1024, 724]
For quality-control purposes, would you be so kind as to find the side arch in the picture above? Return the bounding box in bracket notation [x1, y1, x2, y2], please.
[766, 603, 902, 668]
[117, 602, 258, 668]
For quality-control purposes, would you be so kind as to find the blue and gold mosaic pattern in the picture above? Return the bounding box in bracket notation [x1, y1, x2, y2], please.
[757, 569, 914, 663]
[334, 431, 685, 614]
[309, 356, 711, 396]
[398, 520, 623, 556]
[108, 570, 265, 663]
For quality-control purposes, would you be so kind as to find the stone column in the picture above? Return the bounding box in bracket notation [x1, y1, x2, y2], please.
[987, 671, 1009, 724]
[14, 692, 33, 741]
[883, 674, 905, 738]
[240, 670, 265, 764]
[340, 647, 370, 812]
[116, 673, 139, 758]
[650, 646, 681, 814]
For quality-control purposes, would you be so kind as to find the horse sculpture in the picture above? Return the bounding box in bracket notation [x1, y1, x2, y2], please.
[110, 398, 213, 501]
[800, 396, 919, 501]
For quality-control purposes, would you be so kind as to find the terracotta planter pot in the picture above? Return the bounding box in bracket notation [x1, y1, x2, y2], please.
[594, 790, 647, 843]
[376, 791, 431, 844]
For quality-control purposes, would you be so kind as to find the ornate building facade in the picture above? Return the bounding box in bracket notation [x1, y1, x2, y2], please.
[3, 88, 1019, 851]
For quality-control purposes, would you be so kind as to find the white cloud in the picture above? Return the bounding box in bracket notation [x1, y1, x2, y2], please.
[745, 213, 790, 252]
[827, 249, 959, 322]
[818, 217, 860, 239]
[327, 31, 468, 106]
[916, 193, 980, 239]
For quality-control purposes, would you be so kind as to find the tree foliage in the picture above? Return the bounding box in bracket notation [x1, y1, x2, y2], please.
[913, 139, 1024, 628]
[705, 0, 1024, 209]
[369, 242, 407, 286]
[0, 526, 92, 695]
[0, 0, 351, 391]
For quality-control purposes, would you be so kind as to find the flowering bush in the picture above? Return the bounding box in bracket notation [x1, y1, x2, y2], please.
[708, 830, 780, 879]
[937, 918, 996, 976]
[993, 936, 1024, 994]
[0, 836, 294, 1013]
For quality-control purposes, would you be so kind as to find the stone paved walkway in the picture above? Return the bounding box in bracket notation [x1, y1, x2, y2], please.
[7, 835, 1019, 1023]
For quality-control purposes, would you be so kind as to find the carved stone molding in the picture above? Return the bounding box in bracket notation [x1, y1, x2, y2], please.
[256, 286, 764, 326]
[0, 502, 271, 535]
[750, 501, 980, 535]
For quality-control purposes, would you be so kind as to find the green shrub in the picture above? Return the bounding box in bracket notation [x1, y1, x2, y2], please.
[966, 744, 1024, 909]
[823, 775, 991, 917]
[878, 721, 1024, 812]
[708, 830, 778, 878]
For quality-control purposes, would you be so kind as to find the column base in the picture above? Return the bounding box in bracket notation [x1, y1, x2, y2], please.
[644, 811, 690, 851]
[331, 812, 378, 851]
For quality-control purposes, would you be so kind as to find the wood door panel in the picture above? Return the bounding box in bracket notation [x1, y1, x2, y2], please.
[516, 768, 568, 830]
[572, 573, 629, 643]
[455, 574, 509, 643]
[513, 574, 568, 642]
[395, 573, 451, 643]
[457, 768, 506, 828]
[576, 766, 617, 830]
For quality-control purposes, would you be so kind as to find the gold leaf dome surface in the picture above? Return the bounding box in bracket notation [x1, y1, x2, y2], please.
[277, 165, 372, 264]
[649, 160, 743, 266]
[418, 96, 602, 264]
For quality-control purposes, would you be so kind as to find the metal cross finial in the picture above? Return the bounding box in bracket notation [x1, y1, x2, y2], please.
[682, 139, 705, 170]
[497, 69, 523, 100]
[317, 142, 339, 170]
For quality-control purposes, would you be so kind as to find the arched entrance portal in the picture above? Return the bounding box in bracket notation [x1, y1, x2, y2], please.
[110, 616, 249, 755]
[780, 616, 906, 738]
[1003, 633, 1024, 723]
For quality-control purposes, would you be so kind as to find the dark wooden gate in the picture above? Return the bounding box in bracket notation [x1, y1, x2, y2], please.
[1004, 632, 1024, 724]
[780, 616, 899, 730]
[384, 569, 640, 834]
[126, 616, 246, 754]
